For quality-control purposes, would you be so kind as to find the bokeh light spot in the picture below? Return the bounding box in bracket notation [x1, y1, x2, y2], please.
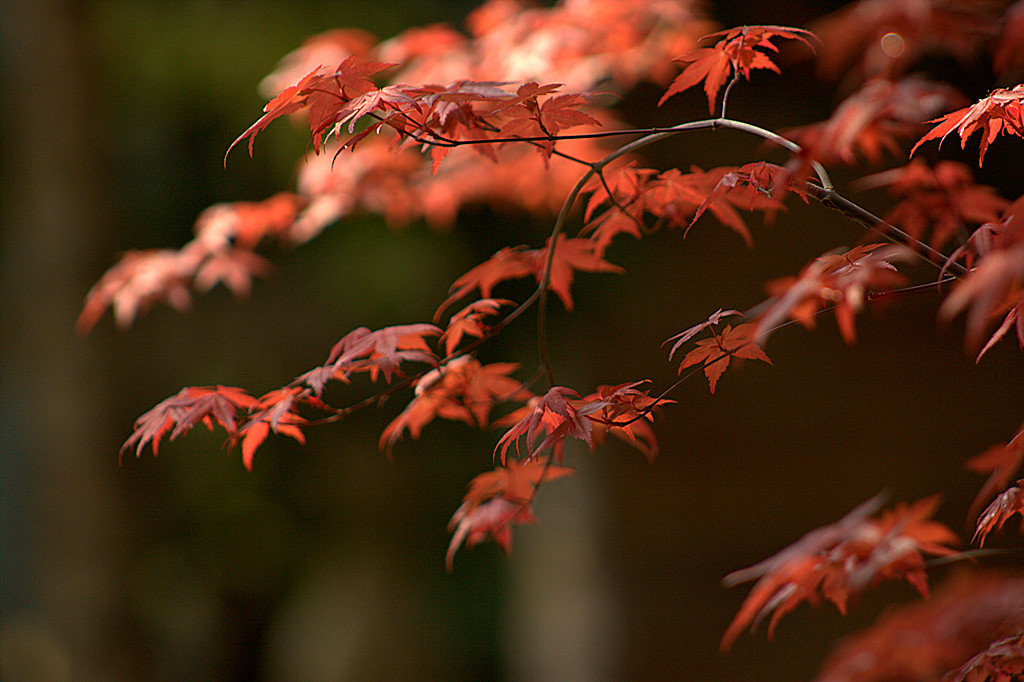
[880, 32, 905, 58]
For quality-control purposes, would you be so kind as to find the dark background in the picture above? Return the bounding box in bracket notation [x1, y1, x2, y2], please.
[2, 1, 1021, 680]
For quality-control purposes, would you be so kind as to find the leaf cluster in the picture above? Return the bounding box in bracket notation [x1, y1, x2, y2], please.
[85, 0, 1024, 674]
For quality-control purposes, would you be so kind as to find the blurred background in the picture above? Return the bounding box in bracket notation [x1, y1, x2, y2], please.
[2, 1, 1022, 680]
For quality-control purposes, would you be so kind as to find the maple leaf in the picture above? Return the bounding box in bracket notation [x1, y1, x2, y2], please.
[676, 322, 771, 394]
[580, 206, 647, 256]
[644, 167, 763, 246]
[226, 57, 397, 163]
[300, 324, 441, 394]
[858, 160, 1010, 253]
[937, 228, 1019, 358]
[238, 387, 310, 471]
[121, 386, 257, 459]
[192, 247, 273, 298]
[577, 381, 672, 461]
[939, 195, 1024, 358]
[436, 247, 536, 318]
[689, 167, 787, 237]
[785, 77, 967, 166]
[755, 244, 911, 345]
[77, 250, 193, 334]
[192, 193, 304, 251]
[911, 84, 1024, 167]
[579, 162, 658, 253]
[816, 572, 1024, 682]
[582, 162, 658, 224]
[721, 493, 959, 652]
[437, 236, 623, 318]
[77, 191, 310, 334]
[848, 496, 960, 597]
[226, 65, 326, 164]
[407, 81, 517, 170]
[659, 25, 817, 113]
[378, 357, 531, 455]
[973, 483, 1024, 548]
[495, 386, 609, 462]
[497, 86, 601, 158]
[447, 498, 534, 570]
[965, 422, 1024, 539]
[446, 457, 573, 570]
[538, 235, 624, 310]
[665, 308, 742, 359]
[330, 83, 422, 137]
[437, 298, 514, 355]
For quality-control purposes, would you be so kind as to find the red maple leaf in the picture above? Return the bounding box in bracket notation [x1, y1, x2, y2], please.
[192, 247, 273, 299]
[577, 381, 672, 461]
[300, 324, 441, 394]
[973, 484, 1024, 548]
[495, 386, 610, 462]
[436, 247, 536, 319]
[446, 457, 573, 570]
[665, 308, 742, 359]
[939, 195, 1024, 359]
[497, 85, 601, 159]
[756, 244, 911, 345]
[582, 162, 658, 224]
[226, 57, 397, 163]
[965, 422, 1024, 542]
[329, 84, 422, 137]
[644, 166, 765, 246]
[911, 84, 1024, 167]
[77, 250, 194, 334]
[226, 65, 327, 164]
[238, 387, 310, 470]
[437, 298, 514, 355]
[858, 160, 1010, 253]
[193, 192, 304, 250]
[580, 162, 658, 253]
[659, 25, 817, 113]
[676, 322, 771, 394]
[437, 236, 623, 318]
[721, 493, 958, 652]
[538, 235, 625, 310]
[121, 386, 257, 459]
[378, 357, 531, 455]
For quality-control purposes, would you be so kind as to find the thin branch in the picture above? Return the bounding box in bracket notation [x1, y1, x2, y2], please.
[803, 182, 969, 276]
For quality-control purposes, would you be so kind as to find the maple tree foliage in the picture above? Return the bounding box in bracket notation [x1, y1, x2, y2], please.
[658, 25, 817, 113]
[84, 0, 1024, 675]
[719, 493, 959, 652]
[966, 422, 1024, 546]
[911, 83, 1024, 167]
[812, 570, 1024, 682]
[446, 457, 573, 571]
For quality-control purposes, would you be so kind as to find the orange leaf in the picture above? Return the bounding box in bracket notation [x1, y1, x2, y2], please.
[446, 458, 572, 570]
[911, 84, 1024, 167]
[660, 25, 817, 113]
[677, 323, 771, 393]
[722, 493, 958, 651]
